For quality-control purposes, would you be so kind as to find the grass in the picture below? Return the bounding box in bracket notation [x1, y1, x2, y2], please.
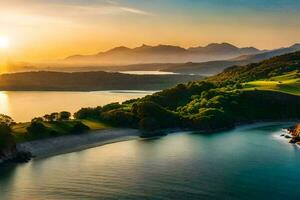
[81, 119, 110, 130]
[242, 71, 300, 95]
[11, 119, 110, 143]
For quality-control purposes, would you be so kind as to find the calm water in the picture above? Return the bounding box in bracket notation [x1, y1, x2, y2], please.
[119, 71, 178, 75]
[1, 122, 300, 200]
[0, 91, 154, 122]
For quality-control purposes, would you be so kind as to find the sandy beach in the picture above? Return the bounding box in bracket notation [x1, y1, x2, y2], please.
[17, 128, 141, 158]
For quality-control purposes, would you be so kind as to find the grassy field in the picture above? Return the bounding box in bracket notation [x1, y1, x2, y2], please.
[81, 119, 110, 130]
[243, 71, 300, 95]
[11, 119, 109, 143]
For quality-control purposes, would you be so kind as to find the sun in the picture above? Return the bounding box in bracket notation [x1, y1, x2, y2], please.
[0, 36, 10, 49]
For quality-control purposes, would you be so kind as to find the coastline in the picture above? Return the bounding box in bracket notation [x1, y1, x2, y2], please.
[2, 120, 297, 164]
[16, 128, 141, 159]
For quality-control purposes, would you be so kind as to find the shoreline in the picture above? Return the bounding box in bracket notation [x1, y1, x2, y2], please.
[2, 120, 297, 164]
[17, 128, 141, 159]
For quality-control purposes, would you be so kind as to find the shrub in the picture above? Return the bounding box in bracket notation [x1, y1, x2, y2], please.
[132, 101, 180, 130]
[70, 121, 90, 134]
[0, 123, 15, 152]
[74, 106, 102, 119]
[26, 121, 47, 138]
[59, 111, 71, 120]
[101, 109, 137, 127]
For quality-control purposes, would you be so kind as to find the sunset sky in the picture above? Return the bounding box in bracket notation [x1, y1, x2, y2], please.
[1, 0, 300, 62]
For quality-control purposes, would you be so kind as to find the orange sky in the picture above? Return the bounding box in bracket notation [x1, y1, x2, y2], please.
[1, 0, 300, 62]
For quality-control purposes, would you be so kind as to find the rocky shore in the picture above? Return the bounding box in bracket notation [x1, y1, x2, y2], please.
[287, 123, 300, 144]
[0, 144, 32, 165]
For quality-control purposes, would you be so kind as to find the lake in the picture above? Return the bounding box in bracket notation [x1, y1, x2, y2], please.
[118, 71, 178, 75]
[1, 122, 300, 200]
[0, 91, 155, 122]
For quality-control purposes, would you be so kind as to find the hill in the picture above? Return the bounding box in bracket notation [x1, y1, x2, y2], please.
[72, 51, 300, 136]
[65, 43, 261, 65]
[1, 51, 300, 159]
[209, 51, 300, 84]
[0, 71, 204, 91]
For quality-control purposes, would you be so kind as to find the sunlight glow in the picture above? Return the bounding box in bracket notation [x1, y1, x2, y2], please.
[0, 91, 10, 116]
[0, 36, 10, 49]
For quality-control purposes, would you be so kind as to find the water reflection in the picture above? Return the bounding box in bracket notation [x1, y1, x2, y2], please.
[0, 91, 9, 115]
[0, 90, 154, 122]
[1, 124, 300, 200]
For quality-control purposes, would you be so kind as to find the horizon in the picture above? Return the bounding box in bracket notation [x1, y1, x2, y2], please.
[1, 0, 300, 62]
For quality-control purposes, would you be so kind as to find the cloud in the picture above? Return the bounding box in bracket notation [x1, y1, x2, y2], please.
[0, 0, 153, 16]
[119, 6, 153, 15]
[0, 0, 154, 28]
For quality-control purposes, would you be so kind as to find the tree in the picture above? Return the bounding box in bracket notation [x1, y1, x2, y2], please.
[139, 117, 160, 131]
[59, 111, 71, 120]
[132, 101, 179, 130]
[74, 107, 102, 119]
[70, 122, 90, 134]
[26, 121, 47, 138]
[50, 112, 59, 121]
[0, 114, 15, 126]
[102, 103, 123, 112]
[43, 114, 52, 122]
[0, 122, 16, 155]
[43, 112, 59, 121]
[31, 117, 44, 122]
[101, 109, 137, 127]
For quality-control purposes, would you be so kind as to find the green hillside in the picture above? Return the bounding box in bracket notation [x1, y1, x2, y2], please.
[243, 70, 300, 95]
[209, 51, 300, 83]
[74, 51, 300, 136]
[1, 51, 300, 157]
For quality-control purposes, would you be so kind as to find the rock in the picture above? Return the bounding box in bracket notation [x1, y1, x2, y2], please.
[289, 137, 300, 144]
[288, 123, 300, 137]
[289, 138, 297, 144]
[280, 134, 285, 137]
[285, 135, 292, 139]
[14, 151, 32, 163]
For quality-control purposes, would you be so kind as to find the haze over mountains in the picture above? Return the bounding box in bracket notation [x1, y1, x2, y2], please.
[161, 43, 300, 75]
[7, 42, 300, 76]
[65, 43, 261, 64]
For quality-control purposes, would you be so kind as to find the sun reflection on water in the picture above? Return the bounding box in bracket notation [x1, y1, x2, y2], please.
[0, 91, 10, 116]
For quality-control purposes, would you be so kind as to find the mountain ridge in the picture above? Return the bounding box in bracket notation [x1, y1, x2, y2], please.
[65, 42, 262, 64]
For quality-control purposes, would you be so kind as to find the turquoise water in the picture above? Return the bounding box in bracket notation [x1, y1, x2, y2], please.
[1, 122, 300, 200]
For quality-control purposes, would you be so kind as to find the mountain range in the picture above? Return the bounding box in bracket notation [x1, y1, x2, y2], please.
[160, 43, 300, 74]
[10, 43, 300, 76]
[65, 43, 261, 64]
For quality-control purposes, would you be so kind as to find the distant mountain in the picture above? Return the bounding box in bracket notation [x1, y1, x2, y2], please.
[161, 43, 300, 75]
[17, 44, 300, 76]
[233, 43, 300, 62]
[65, 43, 261, 64]
[188, 42, 259, 55]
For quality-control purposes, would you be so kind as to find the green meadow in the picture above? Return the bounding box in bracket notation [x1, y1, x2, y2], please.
[243, 71, 300, 95]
